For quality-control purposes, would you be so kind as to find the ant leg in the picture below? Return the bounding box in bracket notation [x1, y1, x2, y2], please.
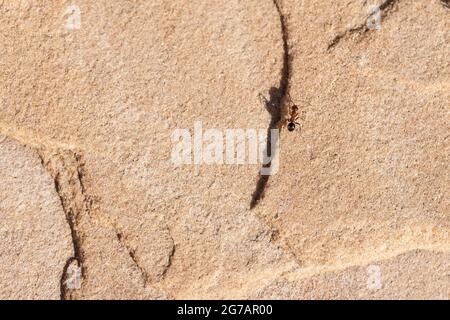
[287, 92, 294, 105]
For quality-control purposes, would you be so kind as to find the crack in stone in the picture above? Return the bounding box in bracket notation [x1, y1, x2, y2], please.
[116, 231, 149, 286]
[250, 0, 291, 209]
[160, 225, 176, 279]
[114, 223, 175, 287]
[327, 0, 401, 51]
[37, 149, 91, 300]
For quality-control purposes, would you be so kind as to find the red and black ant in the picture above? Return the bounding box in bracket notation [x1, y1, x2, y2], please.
[286, 93, 300, 132]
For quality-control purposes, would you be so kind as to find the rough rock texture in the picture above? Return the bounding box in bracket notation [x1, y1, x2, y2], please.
[0, 0, 448, 299]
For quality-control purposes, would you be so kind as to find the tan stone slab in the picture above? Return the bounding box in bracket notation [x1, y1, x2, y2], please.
[0, 0, 448, 299]
[0, 135, 72, 299]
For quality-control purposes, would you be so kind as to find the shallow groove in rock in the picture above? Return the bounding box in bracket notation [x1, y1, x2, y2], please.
[327, 0, 401, 51]
[160, 226, 176, 279]
[37, 149, 91, 300]
[116, 231, 149, 286]
[114, 222, 175, 286]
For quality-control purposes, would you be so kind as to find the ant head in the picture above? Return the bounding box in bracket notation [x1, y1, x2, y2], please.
[287, 122, 296, 132]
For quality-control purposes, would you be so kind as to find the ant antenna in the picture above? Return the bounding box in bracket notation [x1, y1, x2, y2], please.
[286, 92, 293, 104]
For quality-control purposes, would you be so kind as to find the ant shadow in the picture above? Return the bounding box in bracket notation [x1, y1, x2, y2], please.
[250, 88, 284, 209]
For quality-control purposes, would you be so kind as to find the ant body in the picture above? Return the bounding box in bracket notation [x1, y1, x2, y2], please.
[286, 93, 300, 132]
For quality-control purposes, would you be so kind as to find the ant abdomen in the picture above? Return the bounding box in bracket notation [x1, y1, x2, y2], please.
[287, 122, 296, 132]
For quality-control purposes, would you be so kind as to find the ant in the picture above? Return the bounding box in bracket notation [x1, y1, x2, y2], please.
[286, 93, 300, 132]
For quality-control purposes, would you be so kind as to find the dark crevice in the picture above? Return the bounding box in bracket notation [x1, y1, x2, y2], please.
[75, 153, 87, 194]
[441, 0, 449, 9]
[250, 0, 290, 209]
[160, 226, 176, 279]
[378, 0, 399, 12]
[327, 0, 401, 51]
